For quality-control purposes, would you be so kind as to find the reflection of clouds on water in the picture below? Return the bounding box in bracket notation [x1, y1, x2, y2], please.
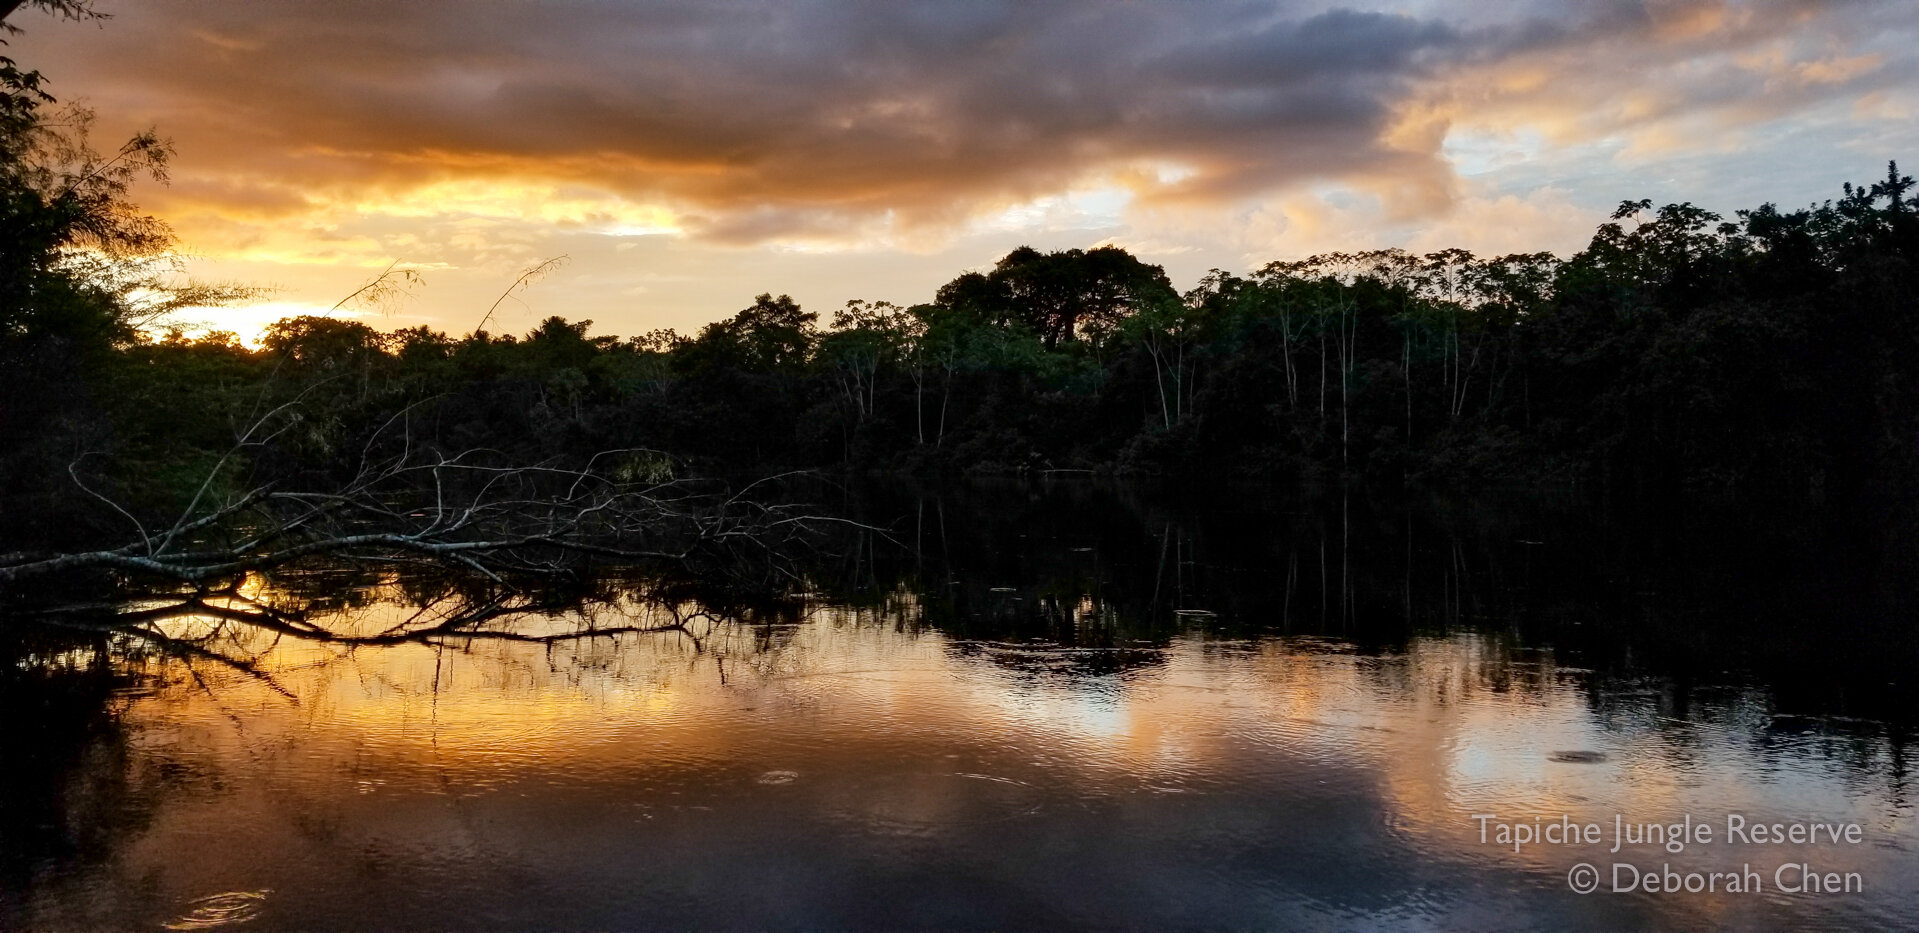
[9, 574, 1918, 930]
[971, 671, 1133, 741]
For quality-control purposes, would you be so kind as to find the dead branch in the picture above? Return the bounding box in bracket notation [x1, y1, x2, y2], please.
[1, 397, 886, 599]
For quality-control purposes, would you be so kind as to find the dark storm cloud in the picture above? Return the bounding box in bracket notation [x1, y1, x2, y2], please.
[10, 0, 1901, 244]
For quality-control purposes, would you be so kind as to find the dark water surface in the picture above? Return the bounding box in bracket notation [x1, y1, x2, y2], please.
[2, 481, 1915, 930]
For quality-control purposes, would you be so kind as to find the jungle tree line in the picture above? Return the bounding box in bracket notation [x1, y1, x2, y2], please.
[10, 172, 1918, 542]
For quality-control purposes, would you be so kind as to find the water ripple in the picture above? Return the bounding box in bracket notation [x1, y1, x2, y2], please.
[162, 890, 270, 930]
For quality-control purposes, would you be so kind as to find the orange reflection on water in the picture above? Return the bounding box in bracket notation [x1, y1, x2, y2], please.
[21, 581, 1918, 930]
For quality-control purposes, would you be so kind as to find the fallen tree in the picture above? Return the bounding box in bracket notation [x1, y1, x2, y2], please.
[0, 396, 870, 596]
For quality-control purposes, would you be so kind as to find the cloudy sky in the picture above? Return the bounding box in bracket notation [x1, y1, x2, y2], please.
[13, 0, 1919, 340]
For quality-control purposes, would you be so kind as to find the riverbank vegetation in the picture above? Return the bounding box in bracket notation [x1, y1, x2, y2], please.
[3, 7, 1918, 559]
[12, 171, 1917, 543]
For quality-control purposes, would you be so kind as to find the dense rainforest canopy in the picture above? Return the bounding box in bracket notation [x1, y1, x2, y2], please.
[2, 17, 1918, 550]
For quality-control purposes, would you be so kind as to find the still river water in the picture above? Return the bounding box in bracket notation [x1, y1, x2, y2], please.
[2, 481, 1915, 930]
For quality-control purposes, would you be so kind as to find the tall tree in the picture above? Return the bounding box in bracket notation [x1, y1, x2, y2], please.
[934, 245, 1179, 350]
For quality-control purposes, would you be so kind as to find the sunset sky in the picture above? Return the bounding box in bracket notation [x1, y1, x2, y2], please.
[15, 0, 1919, 342]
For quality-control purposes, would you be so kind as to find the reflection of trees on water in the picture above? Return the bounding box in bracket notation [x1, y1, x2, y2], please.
[6, 480, 1915, 793]
[0, 629, 160, 909]
[10, 475, 1916, 699]
[10, 562, 838, 716]
[1, 481, 1913, 918]
[0, 572, 838, 927]
[812, 479, 1918, 719]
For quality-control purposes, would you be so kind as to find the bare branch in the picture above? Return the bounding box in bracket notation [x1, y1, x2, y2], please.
[474, 255, 567, 334]
[329, 259, 425, 314]
[67, 453, 149, 552]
